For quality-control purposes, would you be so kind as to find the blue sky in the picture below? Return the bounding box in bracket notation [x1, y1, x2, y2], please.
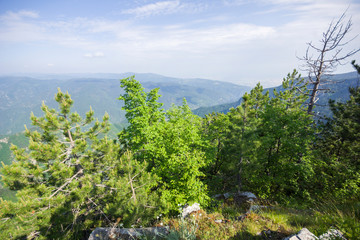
[0, 0, 359, 87]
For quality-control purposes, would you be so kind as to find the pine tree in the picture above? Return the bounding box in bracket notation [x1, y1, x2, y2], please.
[225, 83, 269, 193]
[253, 70, 314, 200]
[209, 71, 315, 200]
[0, 89, 160, 239]
[315, 85, 360, 199]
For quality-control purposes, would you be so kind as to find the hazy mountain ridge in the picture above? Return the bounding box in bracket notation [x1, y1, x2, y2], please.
[0, 73, 251, 135]
[193, 71, 360, 117]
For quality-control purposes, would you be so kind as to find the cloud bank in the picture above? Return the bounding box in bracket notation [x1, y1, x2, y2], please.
[0, 0, 359, 86]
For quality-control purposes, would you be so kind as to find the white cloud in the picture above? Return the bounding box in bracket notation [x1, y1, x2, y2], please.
[1, 10, 39, 21]
[136, 23, 275, 52]
[222, 0, 250, 6]
[47, 63, 54, 67]
[122, 0, 207, 17]
[266, 0, 313, 5]
[222, 0, 312, 7]
[0, 8, 275, 51]
[123, 1, 181, 16]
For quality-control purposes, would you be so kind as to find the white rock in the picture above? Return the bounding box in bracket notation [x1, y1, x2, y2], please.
[283, 228, 318, 240]
[319, 229, 346, 240]
[181, 203, 200, 218]
[238, 191, 257, 199]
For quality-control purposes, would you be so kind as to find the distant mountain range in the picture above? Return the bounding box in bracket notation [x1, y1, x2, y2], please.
[0, 73, 251, 135]
[1, 71, 359, 174]
[193, 72, 360, 117]
[1, 71, 358, 135]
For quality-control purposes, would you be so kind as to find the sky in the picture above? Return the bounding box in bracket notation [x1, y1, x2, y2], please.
[0, 0, 359, 87]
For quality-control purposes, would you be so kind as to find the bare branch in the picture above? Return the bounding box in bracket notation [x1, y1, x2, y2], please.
[48, 169, 83, 199]
[294, 86, 311, 96]
[129, 172, 137, 204]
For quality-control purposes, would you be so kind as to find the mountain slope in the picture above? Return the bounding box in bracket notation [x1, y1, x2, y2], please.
[0, 73, 250, 134]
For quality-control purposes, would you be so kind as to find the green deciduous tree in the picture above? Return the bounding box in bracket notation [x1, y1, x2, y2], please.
[118, 76, 164, 156]
[202, 112, 230, 194]
[153, 101, 209, 209]
[0, 89, 160, 239]
[118, 77, 209, 213]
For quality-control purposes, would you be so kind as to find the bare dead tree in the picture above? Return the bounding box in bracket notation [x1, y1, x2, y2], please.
[299, 12, 360, 114]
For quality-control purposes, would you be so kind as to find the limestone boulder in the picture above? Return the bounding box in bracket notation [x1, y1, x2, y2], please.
[283, 228, 318, 240]
[181, 202, 201, 218]
[88, 227, 169, 240]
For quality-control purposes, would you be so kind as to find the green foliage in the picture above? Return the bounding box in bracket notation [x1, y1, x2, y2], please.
[202, 112, 231, 193]
[101, 150, 162, 228]
[1, 69, 360, 239]
[204, 70, 314, 201]
[0, 88, 160, 239]
[226, 82, 269, 193]
[118, 76, 165, 154]
[118, 77, 209, 213]
[314, 86, 360, 199]
[152, 102, 209, 209]
[203, 83, 269, 194]
[249, 71, 314, 200]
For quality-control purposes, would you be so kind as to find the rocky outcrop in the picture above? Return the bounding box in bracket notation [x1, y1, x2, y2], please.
[213, 191, 258, 207]
[88, 203, 201, 240]
[283, 228, 346, 240]
[88, 227, 169, 240]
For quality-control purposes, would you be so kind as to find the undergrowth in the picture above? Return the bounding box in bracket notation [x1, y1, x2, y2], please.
[150, 199, 360, 240]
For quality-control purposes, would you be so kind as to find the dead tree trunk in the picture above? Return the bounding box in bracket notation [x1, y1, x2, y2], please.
[299, 11, 360, 115]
